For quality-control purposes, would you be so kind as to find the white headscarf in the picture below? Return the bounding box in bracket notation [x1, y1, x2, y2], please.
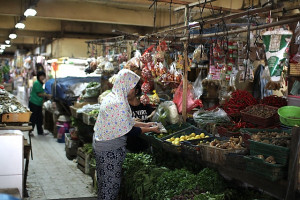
[94, 69, 140, 141]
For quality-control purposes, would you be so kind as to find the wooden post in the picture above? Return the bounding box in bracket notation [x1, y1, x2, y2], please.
[182, 5, 189, 122]
[127, 41, 132, 59]
[285, 127, 300, 200]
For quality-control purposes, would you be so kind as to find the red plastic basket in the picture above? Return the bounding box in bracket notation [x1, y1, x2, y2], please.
[240, 104, 279, 128]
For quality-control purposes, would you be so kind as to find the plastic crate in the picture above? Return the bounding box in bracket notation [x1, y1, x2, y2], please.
[162, 126, 209, 153]
[249, 140, 290, 165]
[244, 156, 287, 181]
[240, 128, 291, 148]
[240, 104, 279, 127]
[217, 126, 241, 137]
[143, 123, 192, 150]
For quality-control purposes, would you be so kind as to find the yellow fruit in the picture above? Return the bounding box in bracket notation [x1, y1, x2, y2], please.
[195, 135, 201, 139]
[190, 133, 196, 137]
[174, 141, 180, 145]
[175, 138, 180, 142]
[170, 137, 175, 141]
[180, 136, 185, 140]
[200, 133, 205, 138]
[179, 138, 184, 142]
[205, 135, 210, 138]
[166, 139, 171, 142]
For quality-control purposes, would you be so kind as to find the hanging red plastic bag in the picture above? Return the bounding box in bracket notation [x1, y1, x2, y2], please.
[173, 81, 202, 113]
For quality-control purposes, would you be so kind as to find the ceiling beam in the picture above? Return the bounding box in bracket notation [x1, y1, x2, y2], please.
[0, 0, 178, 27]
[174, 0, 216, 11]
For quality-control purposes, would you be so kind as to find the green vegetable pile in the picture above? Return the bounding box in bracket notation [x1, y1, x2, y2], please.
[88, 109, 99, 117]
[86, 82, 100, 88]
[122, 153, 225, 200]
[82, 143, 93, 155]
[122, 153, 276, 200]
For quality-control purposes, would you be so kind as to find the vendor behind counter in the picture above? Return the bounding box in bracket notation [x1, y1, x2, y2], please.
[127, 81, 155, 152]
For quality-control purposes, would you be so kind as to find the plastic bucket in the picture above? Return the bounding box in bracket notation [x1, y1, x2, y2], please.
[278, 106, 300, 126]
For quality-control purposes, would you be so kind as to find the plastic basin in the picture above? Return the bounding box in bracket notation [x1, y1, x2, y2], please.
[278, 106, 300, 126]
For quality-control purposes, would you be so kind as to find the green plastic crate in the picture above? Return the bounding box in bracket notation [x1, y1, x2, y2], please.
[240, 128, 291, 148]
[244, 156, 287, 181]
[249, 140, 290, 165]
[162, 126, 209, 153]
[142, 123, 192, 149]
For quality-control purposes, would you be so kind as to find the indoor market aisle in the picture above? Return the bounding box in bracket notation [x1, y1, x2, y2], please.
[24, 131, 97, 200]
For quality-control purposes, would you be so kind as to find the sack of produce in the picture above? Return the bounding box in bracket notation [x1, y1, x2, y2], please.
[83, 82, 101, 98]
[152, 101, 179, 125]
[193, 108, 230, 128]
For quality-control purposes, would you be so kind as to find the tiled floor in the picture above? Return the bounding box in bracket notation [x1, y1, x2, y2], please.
[24, 130, 97, 200]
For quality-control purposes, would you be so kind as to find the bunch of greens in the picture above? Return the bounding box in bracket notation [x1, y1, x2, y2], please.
[82, 143, 93, 155]
[88, 109, 99, 116]
[122, 153, 226, 200]
[86, 82, 99, 88]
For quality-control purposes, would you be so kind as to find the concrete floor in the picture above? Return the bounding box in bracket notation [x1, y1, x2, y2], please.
[24, 130, 97, 200]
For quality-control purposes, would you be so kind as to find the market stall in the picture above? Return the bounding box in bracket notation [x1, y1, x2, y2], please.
[45, 2, 300, 199]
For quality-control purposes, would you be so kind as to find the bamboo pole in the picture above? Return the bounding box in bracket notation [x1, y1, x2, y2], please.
[181, 16, 300, 41]
[182, 5, 189, 122]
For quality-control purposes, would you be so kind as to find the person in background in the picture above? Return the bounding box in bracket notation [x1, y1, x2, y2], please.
[93, 69, 160, 200]
[29, 71, 51, 135]
[127, 81, 156, 152]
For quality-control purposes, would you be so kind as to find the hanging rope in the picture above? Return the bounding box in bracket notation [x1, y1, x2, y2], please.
[153, 0, 158, 32]
[169, 0, 172, 29]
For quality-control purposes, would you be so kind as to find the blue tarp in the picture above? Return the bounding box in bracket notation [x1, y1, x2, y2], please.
[45, 76, 101, 105]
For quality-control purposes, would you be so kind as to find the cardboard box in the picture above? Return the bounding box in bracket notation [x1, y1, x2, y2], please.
[2, 112, 32, 123]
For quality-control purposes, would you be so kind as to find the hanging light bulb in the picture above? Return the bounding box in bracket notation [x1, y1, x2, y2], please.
[0, 49, 4, 53]
[24, 8, 37, 17]
[0, 45, 6, 50]
[5, 45, 11, 48]
[5, 40, 10, 44]
[15, 22, 25, 29]
[9, 34, 17, 39]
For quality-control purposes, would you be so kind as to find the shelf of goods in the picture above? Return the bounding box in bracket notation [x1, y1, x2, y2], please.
[0, 89, 31, 123]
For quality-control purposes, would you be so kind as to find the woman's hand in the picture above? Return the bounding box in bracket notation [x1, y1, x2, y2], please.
[149, 126, 160, 133]
[146, 122, 156, 127]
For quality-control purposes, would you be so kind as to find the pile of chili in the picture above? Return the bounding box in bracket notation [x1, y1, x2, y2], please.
[260, 95, 287, 108]
[222, 90, 258, 115]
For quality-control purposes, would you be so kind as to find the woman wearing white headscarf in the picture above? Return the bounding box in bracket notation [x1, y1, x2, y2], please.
[93, 69, 159, 200]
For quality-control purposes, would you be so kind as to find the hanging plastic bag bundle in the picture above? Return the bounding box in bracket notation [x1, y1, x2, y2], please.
[193, 71, 203, 99]
[262, 29, 293, 82]
[173, 81, 203, 113]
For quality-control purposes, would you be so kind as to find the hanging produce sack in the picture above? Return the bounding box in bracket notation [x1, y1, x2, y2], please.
[262, 29, 293, 81]
[173, 81, 202, 114]
[152, 101, 179, 125]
